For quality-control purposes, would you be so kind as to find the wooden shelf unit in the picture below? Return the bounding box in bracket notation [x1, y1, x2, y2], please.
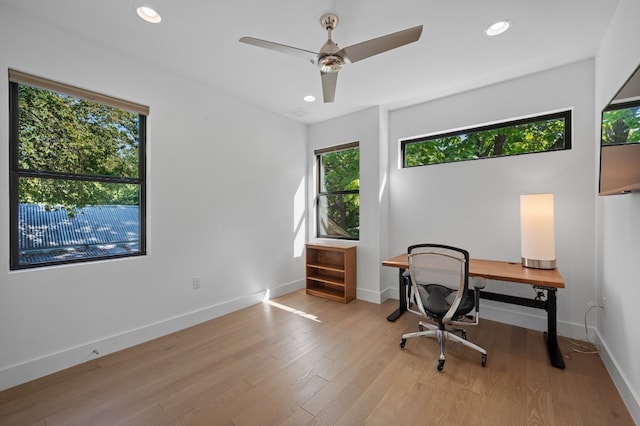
[305, 242, 357, 303]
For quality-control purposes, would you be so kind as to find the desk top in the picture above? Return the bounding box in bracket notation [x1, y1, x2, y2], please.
[382, 253, 565, 289]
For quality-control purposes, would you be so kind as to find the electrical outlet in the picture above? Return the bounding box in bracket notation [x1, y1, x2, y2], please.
[192, 276, 201, 290]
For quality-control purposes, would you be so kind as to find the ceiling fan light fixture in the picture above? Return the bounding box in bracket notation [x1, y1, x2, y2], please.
[136, 6, 161, 23]
[485, 20, 511, 36]
[318, 55, 344, 73]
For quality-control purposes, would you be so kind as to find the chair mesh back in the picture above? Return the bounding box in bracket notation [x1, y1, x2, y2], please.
[408, 245, 467, 292]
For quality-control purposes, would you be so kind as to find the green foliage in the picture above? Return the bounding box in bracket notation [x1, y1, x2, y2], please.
[319, 147, 359, 238]
[320, 147, 360, 192]
[17, 85, 140, 213]
[404, 116, 567, 167]
[602, 105, 640, 145]
[19, 178, 139, 217]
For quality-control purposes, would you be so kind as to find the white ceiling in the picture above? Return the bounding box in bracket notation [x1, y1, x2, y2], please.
[3, 0, 620, 124]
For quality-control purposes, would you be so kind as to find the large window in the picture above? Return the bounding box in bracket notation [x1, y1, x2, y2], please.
[316, 142, 359, 240]
[401, 110, 571, 168]
[9, 70, 148, 269]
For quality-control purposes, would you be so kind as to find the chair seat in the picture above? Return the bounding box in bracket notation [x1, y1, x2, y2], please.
[419, 284, 474, 318]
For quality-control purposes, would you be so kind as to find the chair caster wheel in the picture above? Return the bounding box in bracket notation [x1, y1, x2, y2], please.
[482, 354, 487, 367]
[462, 331, 467, 340]
[437, 359, 445, 371]
[400, 339, 406, 349]
[418, 324, 424, 331]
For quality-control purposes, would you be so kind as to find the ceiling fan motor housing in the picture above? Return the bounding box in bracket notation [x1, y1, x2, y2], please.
[317, 14, 343, 73]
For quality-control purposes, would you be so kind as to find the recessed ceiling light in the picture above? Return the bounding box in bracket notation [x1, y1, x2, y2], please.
[485, 20, 511, 36]
[303, 95, 316, 103]
[136, 6, 161, 24]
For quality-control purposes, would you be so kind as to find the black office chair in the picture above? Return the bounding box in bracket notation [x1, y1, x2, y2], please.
[400, 244, 487, 371]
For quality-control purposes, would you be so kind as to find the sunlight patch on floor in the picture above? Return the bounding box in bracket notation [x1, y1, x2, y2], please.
[263, 290, 321, 322]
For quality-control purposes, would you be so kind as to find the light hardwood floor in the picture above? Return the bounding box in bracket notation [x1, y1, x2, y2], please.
[0, 290, 634, 425]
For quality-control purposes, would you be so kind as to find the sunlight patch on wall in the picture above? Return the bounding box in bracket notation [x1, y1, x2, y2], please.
[379, 171, 388, 203]
[294, 176, 306, 257]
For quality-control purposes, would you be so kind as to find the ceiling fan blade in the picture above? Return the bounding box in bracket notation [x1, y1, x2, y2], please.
[321, 71, 338, 103]
[239, 37, 317, 62]
[338, 25, 423, 64]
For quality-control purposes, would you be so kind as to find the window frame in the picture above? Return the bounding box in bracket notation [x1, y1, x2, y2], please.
[315, 142, 360, 241]
[8, 71, 148, 270]
[400, 110, 572, 168]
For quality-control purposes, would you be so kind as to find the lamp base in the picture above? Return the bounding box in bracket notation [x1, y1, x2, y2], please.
[521, 257, 556, 269]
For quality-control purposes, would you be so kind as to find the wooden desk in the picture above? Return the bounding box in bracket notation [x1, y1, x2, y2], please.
[383, 253, 566, 369]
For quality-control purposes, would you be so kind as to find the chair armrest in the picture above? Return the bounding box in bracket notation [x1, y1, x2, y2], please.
[471, 277, 486, 289]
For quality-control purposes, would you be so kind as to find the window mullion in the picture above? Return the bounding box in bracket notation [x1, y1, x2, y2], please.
[17, 169, 140, 185]
[318, 189, 359, 196]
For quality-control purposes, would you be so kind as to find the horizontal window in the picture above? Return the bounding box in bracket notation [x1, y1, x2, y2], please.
[401, 110, 571, 168]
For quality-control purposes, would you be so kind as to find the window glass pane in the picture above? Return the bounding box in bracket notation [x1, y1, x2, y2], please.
[602, 103, 640, 145]
[18, 85, 139, 178]
[318, 194, 359, 239]
[320, 147, 360, 192]
[403, 112, 569, 167]
[17, 178, 140, 267]
[19, 177, 140, 211]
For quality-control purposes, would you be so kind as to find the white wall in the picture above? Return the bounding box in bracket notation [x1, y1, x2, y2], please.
[595, 0, 640, 421]
[0, 6, 307, 390]
[387, 60, 597, 336]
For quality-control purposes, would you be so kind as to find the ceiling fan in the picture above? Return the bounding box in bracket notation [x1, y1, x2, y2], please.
[239, 14, 423, 103]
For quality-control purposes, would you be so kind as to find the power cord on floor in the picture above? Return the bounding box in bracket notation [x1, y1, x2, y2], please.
[567, 304, 604, 357]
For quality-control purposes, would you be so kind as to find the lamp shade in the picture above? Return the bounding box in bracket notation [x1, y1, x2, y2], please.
[520, 193, 556, 269]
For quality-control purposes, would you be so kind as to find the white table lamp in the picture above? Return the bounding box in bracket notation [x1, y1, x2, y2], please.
[520, 193, 556, 269]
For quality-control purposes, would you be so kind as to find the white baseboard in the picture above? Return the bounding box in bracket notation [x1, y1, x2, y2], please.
[357, 287, 383, 303]
[380, 285, 398, 302]
[0, 279, 305, 392]
[593, 329, 640, 424]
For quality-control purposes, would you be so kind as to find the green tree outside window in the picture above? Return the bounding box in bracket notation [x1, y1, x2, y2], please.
[602, 103, 640, 145]
[317, 145, 359, 239]
[403, 111, 571, 168]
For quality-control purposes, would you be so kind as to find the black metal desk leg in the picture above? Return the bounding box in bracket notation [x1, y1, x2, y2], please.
[544, 288, 566, 369]
[386, 268, 407, 322]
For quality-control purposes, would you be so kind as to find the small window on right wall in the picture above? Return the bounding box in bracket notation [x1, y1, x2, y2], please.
[401, 110, 571, 168]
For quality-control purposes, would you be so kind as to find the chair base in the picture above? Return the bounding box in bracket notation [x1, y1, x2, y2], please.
[400, 321, 487, 371]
